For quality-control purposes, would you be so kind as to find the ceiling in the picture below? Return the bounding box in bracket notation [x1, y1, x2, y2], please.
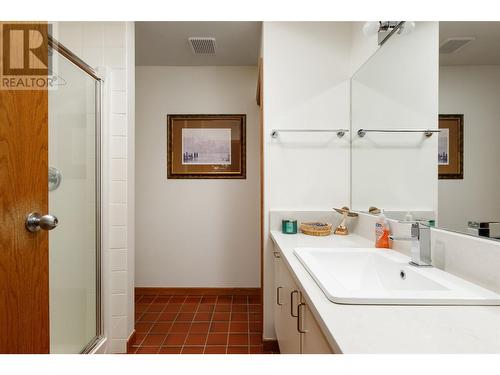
[440, 22, 500, 65]
[135, 22, 262, 66]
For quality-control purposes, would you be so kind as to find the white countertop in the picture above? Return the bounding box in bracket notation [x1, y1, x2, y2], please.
[271, 230, 500, 353]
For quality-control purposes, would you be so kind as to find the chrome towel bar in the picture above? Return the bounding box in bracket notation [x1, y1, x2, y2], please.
[271, 129, 349, 139]
[357, 128, 440, 137]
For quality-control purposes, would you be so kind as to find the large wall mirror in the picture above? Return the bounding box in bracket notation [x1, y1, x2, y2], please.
[438, 22, 500, 240]
[351, 21, 500, 242]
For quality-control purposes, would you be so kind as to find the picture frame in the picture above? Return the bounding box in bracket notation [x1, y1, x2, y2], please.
[438, 114, 464, 179]
[167, 114, 246, 179]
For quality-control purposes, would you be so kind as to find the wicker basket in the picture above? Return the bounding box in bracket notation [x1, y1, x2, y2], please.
[300, 222, 333, 236]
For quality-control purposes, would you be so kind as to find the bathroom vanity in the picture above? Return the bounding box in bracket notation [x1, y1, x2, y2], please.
[265, 21, 500, 354]
[271, 221, 500, 353]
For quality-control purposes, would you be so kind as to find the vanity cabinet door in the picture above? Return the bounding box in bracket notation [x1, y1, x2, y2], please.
[299, 300, 334, 354]
[273, 250, 284, 347]
[274, 249, 301, 354]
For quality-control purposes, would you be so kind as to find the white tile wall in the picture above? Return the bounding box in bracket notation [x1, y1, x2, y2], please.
[104, 24, 126, 48]
[111, 70, 126, 92]
[110, 137, 128, 158]
[110, 204, 127, 226]
[110, 227, 127, 249]
[110, 181, 127, 203]
[111, 294, 127, 316]
[110, 250, 128, 271]
[82, 24, 104, 48]
[111, 316, 128, 338]
[111, 114, 127, 136]
[110, 158, 127, 180]
[104, 48, 126, 69]
[56, 21, 134, 354]
[111, 271, 127, 294]
[109, 339, 127, 353]
[111, 91, 127, 114]
[107, 336, 127, 353]
[107, 23, 132, 354]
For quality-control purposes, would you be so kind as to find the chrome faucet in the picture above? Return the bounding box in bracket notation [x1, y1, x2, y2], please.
[389, 222, 432, 267]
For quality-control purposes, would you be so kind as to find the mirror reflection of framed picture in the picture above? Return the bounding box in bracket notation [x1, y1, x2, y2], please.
[167, 114, 246, 179]
[438, 114, 463, 179]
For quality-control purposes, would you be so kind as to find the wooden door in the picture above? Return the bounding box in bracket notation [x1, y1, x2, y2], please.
[0, 22, 49, 353]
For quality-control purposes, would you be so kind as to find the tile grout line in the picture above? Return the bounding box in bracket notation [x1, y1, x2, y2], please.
[155, 294, 177, 352]
[198, 297, 213, 354]
[156, 294, 173, 350]
[134, 294, 156, 351]
[246, 297, 250, 352]
[182, 295, 200, 353]
[156, 294, 175, 350]
[176, 295, 189, 353]
[225, 295, 232, 354]
[137, 294, 173, 352]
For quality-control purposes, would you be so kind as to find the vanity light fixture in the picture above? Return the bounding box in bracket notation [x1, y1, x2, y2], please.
[398, 21, 416, 36]
[362, 21, 398, 36]
[363, 21, 416, 44]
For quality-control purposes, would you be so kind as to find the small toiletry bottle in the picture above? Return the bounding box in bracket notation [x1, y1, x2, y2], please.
[375, 210, 390, 249]
[282, 219, 298, 234]
[404, 212, 413, 222]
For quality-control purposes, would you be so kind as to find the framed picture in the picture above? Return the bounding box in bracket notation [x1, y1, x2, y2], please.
[167, 114, 246, 179]
[438, 114, 463, 179]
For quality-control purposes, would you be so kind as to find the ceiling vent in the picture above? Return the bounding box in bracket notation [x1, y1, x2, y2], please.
[188, 37, 216, 55]
[439, 37, 476, 54]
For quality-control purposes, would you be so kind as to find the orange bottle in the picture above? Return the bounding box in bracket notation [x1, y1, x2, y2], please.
[375, 210, 391, 249]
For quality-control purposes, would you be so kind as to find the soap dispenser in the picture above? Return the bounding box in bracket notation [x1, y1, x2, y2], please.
[375, 210, 390, 249]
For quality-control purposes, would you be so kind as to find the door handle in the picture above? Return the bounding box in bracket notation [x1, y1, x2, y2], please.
[276, 286, 283, 306]
[290, 290, 299, 317]
[25, 212, 59, 232]
[297, 302, 308, 334]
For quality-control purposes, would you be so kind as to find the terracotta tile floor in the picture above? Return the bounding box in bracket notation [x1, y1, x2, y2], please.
[129, 293, 276, 354]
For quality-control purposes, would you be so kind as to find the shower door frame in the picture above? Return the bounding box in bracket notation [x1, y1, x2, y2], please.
[48, 35, 104, 354]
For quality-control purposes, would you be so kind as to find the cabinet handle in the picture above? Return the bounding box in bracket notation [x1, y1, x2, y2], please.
[290, 290, 299, 317]
[273, 251, 281, 259]
[297, 302, 308, 334]
[276, 286, 283, 306]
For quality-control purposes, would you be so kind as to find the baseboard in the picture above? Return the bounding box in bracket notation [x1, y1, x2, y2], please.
[262, 339, 280, 354]
[126, 330, 136, 353]
[135, 287, 261, 296]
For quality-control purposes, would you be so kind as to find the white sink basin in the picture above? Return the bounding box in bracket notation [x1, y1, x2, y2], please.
[294, 247, 500, 305]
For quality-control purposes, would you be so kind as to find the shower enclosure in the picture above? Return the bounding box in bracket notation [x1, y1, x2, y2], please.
[48, 37, 103, 353]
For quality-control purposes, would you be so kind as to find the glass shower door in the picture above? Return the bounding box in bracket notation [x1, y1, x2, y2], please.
[48, 43, 102, 353]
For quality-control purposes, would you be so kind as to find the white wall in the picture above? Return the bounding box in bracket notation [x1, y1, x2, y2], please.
[438, 65, 500, 232]
[262, 22, 356, 339]
[349, 22, 379, 75]
[351, 22, 439, 213]
[135, 66, 260, 287]
[56, 21, 135, 354]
